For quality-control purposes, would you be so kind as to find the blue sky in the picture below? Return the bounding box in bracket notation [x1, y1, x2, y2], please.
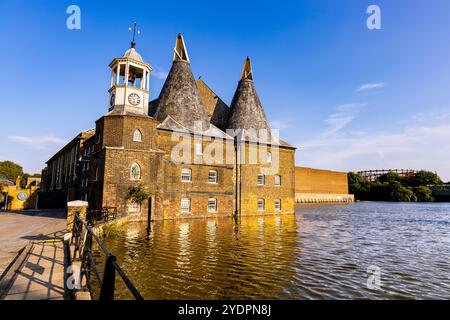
[1, 0, 450, 181]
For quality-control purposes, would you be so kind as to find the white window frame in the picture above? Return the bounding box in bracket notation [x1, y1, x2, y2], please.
[257, 198, 265, 211]
[257, 174, 265, 186]
[181, 168, 192, 182]
[195, 143, 203, 156]
[181, 198, 191, 213]
[208, 198, 217, 213]
[267, 152, 272, 163]
[130, 163, 141, 180]
[208, 170, 218, 184]
[275, 199, 281, 211]
[275, 175, 281, 186]
[129, 201, 141, 213]
[133, 129, 142, 142]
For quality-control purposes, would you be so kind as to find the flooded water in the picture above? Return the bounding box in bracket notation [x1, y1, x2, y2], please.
[95, 202, 450, 300]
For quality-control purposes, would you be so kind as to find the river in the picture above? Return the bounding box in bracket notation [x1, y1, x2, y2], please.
[94, 202, 450, 300]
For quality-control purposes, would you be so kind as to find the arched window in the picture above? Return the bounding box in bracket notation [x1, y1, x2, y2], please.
[181, 168, 192, 182]
[257, 174, 265, 186]
[267, 152, 272, 163]
[130, 163, 141, 180]
[208, 170, 218, 183]
[275, 199, 281, 211]
[133, 129, 142, 142]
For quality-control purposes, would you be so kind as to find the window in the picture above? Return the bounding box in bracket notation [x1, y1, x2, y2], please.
[258, 199, 265, 211]
[275, 199, 281, 211]
[195, 143, 203, 155]
[129, 201, 141, 213]
[181, 168, 192, 182]
[275, 175, 281, 186]
[133, 129, 142, 142]
[208, 170, 218, 184]
[181, 198, 191, 212]
[83, 193, 88, 201]
[130, 163, 141, 180]
[208, 198, 217, 212]
[96, 133, 101, 144]
[86, 162, 90, 171]
[257, 174, 265, 186]
[267, 152, 272, 163]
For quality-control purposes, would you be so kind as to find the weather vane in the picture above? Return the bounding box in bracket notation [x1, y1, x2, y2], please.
[128, 22, 141, 48]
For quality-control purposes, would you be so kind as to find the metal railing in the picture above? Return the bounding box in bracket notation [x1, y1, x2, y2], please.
[68, 213, 143, 300]
[87, 207, 118, 226]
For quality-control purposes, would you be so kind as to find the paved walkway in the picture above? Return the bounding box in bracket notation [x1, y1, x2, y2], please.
[0, 210, 66, 275]
[3, 241, 65, 300]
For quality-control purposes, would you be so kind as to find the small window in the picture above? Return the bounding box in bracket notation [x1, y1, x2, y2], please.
[267, 152, 272, 163]
[181, 168, 192, 182]
[257, 174, 265, 186]
[96, 133, 101, 144]
[83, 193, 88, 201]
[208, 170, 218, 184]
[258, 199, 265, 211]
[195, 143, 203, 155]
[275, 175, 281, 186]
[86, 162, 90, 171]
[208, 198, 217, 212]
[129, 201, 141, 213]
[275, 199, 281, 211]
[181, 198, 191, 212]
[133, 129, 142, 142]
[130, 163, 141, 180]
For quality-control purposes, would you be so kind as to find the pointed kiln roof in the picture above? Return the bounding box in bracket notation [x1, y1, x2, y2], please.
[154, 34, 210, 130]
[227, 57, 271, 133]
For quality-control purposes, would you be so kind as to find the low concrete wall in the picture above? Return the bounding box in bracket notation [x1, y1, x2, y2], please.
[295, 193, 354, 204]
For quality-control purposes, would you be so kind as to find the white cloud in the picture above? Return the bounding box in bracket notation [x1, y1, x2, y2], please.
[357, 82, 385, 92]
[323, 103, 367, 136]
[151, 66, 169, 80]
[8, 135, 67, 150]
[298, 124, 450, 181]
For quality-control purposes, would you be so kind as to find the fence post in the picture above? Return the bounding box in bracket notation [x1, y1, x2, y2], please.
[99, 255, 117, 300]
[67, 200, 88, 232]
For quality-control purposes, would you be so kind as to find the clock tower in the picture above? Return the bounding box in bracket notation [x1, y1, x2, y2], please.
[108, 31, 152, 115]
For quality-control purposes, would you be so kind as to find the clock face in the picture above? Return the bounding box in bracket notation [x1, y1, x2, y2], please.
[128, 93, 141, 106]
[110, 93, 115, 107]
[17, 192, 28, 201]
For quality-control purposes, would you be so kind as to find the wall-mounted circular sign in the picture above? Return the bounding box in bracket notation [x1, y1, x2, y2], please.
[17, 192, 28, 201]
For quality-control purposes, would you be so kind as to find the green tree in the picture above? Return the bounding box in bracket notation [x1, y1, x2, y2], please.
[404, 171, 442, 187]
[413, 186, 434, 202]
[348, 172, 372, 200]
[387, 181, 416, 202]
[127, 184, 149, 204]
[377, 171, 401, 183]
[0, 161, 23, 183]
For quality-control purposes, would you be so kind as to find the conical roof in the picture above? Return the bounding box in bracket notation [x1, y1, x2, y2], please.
[227, 57, 271, 133]
[154, 34, 210, 130]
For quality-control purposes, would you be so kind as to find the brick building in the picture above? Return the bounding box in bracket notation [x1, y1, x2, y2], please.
[41, 34, 296, 220]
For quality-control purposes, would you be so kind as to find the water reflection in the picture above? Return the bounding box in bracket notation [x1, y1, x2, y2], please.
[98, 202, 450, 300]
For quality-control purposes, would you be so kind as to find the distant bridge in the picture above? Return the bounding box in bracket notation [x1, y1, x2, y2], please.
[358, 169, 417, 182]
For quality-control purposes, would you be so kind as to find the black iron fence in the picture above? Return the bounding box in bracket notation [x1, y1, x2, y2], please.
[66, 213, 143, 300]
[87, 207, 118, 225]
